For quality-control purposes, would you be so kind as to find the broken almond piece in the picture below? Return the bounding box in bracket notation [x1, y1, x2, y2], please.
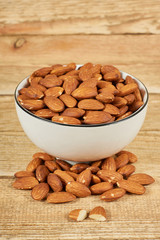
[69, 209, 88, 222]
[89, 206, 107, 222]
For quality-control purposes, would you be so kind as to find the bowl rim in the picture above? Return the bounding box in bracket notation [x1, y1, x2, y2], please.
[14, 71, 149, 128]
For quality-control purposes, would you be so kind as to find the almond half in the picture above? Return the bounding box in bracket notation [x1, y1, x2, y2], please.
[89, 206, 107, 222]
[69, 209, 88, 222]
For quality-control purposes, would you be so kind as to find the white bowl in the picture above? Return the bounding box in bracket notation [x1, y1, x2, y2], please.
[14, 70, 148, 162]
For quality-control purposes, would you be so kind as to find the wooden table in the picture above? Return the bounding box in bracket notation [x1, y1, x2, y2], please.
[0, 1, 160, 239]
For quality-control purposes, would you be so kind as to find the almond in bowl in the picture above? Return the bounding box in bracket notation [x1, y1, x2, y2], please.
[15, 63, 148, 162]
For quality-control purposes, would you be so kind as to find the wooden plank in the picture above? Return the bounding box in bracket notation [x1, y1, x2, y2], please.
[0, 64, 160, 95]
[0, 177, 160, 239]
[0, 0, 160, 35]
[0, 130, 160, 176]
[0, 35, 160, 67]
[0, 94, 159, 133]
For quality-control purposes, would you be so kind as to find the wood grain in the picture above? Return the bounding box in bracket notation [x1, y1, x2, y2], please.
[1, 64, 160, 95]
[1, 35, 160, 67]
[0, 0, 160, 35]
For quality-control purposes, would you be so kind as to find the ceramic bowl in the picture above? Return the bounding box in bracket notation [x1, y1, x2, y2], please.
[14, 70, 148, 162]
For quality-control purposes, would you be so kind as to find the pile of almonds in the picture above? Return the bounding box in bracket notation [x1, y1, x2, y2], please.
[17, 63, 144, 125]
[13, 150, 155, 206]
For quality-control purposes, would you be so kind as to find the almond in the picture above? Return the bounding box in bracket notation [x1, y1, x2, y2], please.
[128, 173, 155, 185]
[129, 100, 144, 112]
[45, 160, 61, 172]
[117, 150, 138, 163]
[116, 111, 132, 121]
[125, 75, 135, 84]
[40, 74, 62, 88]
[90, 182, 113, 195]
[93, 73, 102, 81]
[52, 115, 81, 125]
[78, 99, 104, 110]
[35, 109, 58, 119]
[18, 88, 28, 95]
[101, 157, 116, 171]
[69, 209, 88, 222]
[66, 69, 80, 76]
[33, 67, 52, 77]
[66, 171, 79, 180]
[31, 183, 49, 200]
[25, 86, 44, 99]
[100, 188, 126, 201]
[99, 85, 119, 95]
[117, 164, 136, 178]
[32, 84, 47, 93]
[103, 104, 120, 115]
[47, 173, 63, 192]
[118, 83, 138, 97]
[66, 181, 91, 198]
[36, 165, 50, 182]
[91, 160, 102, 168]
[70, 163, 90, 174]
[26, 158, 43, 172]
[79, 78, 98, 88]
[101, 65, 121, 81]
[91, 174, 101, 184]
[28, 76, 42, 85]
[12, 176, 39, 190]
[47, 192, 76, 203]
[117, 179, 146, 194]
[117, 105, 128, 117]
[17, 94, 30, 102]
[116, 82, 124, 90]
[96, 92, 114, 104]
[61, 108, 85, 118]
[83, 111, 112, 124]
[51, 63, 76, 76]
[55, 159, 71, 171]
[33, 152, 54, 161]
[89, 206, 107, 221]
[115, 153, 129, 169]
[124, 94, 135, 105]
[112, 97, 127, 108]
[14, 171, 35, 178]
[21, 99, 45, 110]
[134, 88, 142, 101]
[97, 170, 123, 183]
[63, 77, 79, 94]
[97, 81, 112, 89]
[45, 87, 64, 98]
[72, 87, 97, 100]
[79, 63, 93, 81]
[59, 94, 77, 108]
[54, 169, 75, 184]
[77, 169, 92, 187]
[87, 166, 100, 173]
[44, 96, 65, 112]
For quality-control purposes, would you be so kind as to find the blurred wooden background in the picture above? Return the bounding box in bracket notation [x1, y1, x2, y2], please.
[0, 1, 160, 239]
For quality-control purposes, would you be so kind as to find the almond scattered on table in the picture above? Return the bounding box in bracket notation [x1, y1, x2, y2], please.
[13, 150, 154, 208]
[17, 63, 144, 125]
